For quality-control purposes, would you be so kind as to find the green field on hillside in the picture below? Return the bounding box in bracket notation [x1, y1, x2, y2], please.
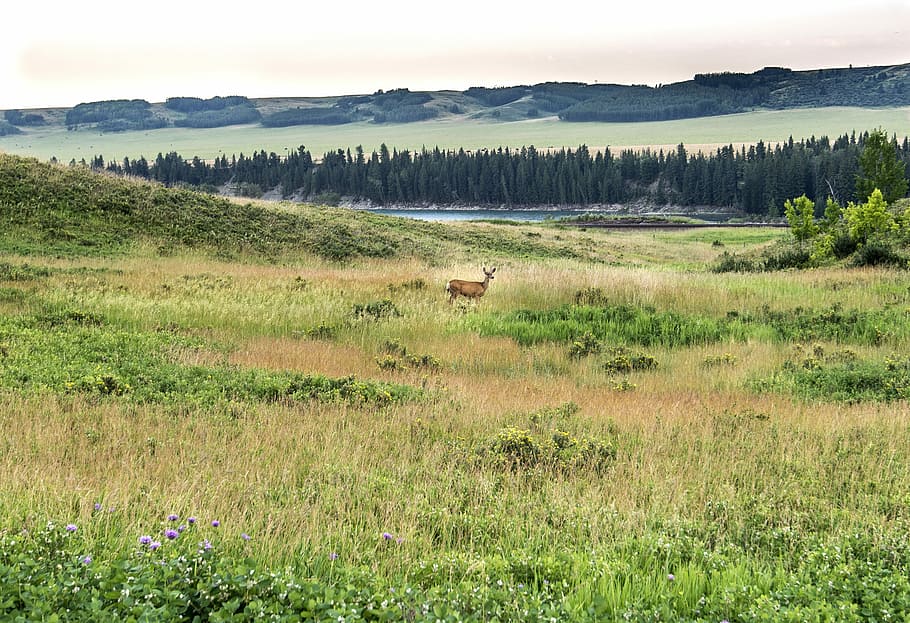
[3, 155, 910, 621]
[2, 106, 910, 162]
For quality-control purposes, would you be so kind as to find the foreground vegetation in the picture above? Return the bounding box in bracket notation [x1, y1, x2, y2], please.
[3, 156, 910, 620]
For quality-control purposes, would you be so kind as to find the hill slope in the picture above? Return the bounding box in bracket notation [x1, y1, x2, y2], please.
[3, 63, 909, 134]
[0, 154, 601, 263]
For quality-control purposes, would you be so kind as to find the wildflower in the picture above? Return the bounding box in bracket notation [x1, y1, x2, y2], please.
[329, 552, 339, 561]
[178, 525, 186, 533]
[167, 514, 179, 522]
[139, 535, 152, 545]
[81, 555, 92, 564]
[211, 520, 220, 528]
[241, 533, 251, 541]
[668, 574, 675, 581]
[164, 529, 179, 540]
[382, 532, 393, 540]
[149, 541, 161, 550]
[396, 537, 405, 544]
[187, 517, 196, 525]
[65, 524, 77, 533]
[201, 539, 212, 550]
[93, 502, 102, 512]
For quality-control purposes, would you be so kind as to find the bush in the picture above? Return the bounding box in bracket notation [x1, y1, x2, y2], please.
[568, 331, 601, 358]
[377, 339, 441, 372]
[601, 347, 659, 374]
[851, 240, 907, 267]
[352, 299, 401, 320]
[573, 286, 611, 306]
[712, 251, 758, 273]
[762, 245, 812, 270]
[482, 425, 615, 473]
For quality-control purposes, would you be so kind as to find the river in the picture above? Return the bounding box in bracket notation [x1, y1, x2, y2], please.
[358, 208, 740, 223]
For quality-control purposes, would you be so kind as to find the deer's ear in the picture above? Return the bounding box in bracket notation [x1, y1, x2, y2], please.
[491, 267, 496, 273]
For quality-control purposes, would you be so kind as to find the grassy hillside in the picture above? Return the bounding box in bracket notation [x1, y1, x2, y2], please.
[5, 157, 910, 620]
[0, 153, 638, 264]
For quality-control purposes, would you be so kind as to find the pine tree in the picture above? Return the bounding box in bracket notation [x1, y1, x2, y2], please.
[856, 129, 909, 203]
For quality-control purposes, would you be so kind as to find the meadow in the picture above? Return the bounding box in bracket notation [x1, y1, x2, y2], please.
[3, 155, 910, 621]
[2, 106, 910, 163]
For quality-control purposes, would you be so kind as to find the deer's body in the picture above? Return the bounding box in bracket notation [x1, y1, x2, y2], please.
[446, 266, 496, 304]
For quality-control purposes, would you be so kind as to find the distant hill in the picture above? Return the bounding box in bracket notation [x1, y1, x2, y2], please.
[3, 63, 909, 132]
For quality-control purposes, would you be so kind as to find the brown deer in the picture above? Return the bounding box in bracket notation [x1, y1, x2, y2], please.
[445, 266, 496, 304]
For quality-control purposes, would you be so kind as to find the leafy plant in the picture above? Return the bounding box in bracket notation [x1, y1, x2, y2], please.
[601, 347, 659, 374]
[352, 299, 401, 320]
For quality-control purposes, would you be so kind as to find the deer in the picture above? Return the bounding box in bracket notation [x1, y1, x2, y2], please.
[445, 266, 496, 304]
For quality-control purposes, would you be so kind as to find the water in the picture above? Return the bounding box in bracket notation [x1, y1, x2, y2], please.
[359, 207, 737, 223]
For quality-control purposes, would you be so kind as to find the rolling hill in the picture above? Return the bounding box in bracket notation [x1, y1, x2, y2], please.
[3, 63, 910, 136]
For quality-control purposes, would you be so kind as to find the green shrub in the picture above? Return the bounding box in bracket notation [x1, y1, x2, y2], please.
[377, 339, 441, 372]
[568, 331, 601, 359]
[703, 353, 738, 367]
[301, 322, 338, 340]
[481, 417, 615, 473]
[712, 251, 758, 273]
[352, 299, 401, 320]
[762, 244, 812, 270]
[573, 286, 611, 306]
[851, 240, 907, 267]
[601, 347, 659, 374]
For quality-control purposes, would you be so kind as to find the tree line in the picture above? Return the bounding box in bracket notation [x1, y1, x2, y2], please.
[85, 131, 910, 215]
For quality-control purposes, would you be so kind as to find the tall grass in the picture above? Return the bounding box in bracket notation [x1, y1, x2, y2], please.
[4, 165, 910, 617]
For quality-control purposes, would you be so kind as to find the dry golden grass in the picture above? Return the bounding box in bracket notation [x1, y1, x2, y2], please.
[4, 232, 910, 570]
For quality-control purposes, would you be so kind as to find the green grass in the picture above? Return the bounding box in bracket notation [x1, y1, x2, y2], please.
[0, 310, 421, 406]
[4, 157, 910, 620]
[2, 106, 909, 162]
[0, 154, 607, 263]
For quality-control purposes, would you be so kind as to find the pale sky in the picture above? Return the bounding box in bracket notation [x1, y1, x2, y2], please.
[2, 0, 908, 110]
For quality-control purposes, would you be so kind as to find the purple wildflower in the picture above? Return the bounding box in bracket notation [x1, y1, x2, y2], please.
[149, 541, 161, 550]
[201, 539, 212, 550]
[93, 502, 102, 512]
[211, 520, 220, 528]
[329, 552, 339, 561]
[668, 574, 675, 581]
[167, 513, 179, 522]
[382, 532, 393, 540]
[81, 555, 92, 564]
[178, 525, 186, 533]
[187, 516, 196, 525]
[65, 524, 77, 533]
[139, 535, 152, 545]
[396, 537, 404, 544]
[164, 529, 179, 540]
[241, 533, 251, 541]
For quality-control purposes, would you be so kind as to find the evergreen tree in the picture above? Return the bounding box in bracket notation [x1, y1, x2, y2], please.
[856, 129, 909, 202]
